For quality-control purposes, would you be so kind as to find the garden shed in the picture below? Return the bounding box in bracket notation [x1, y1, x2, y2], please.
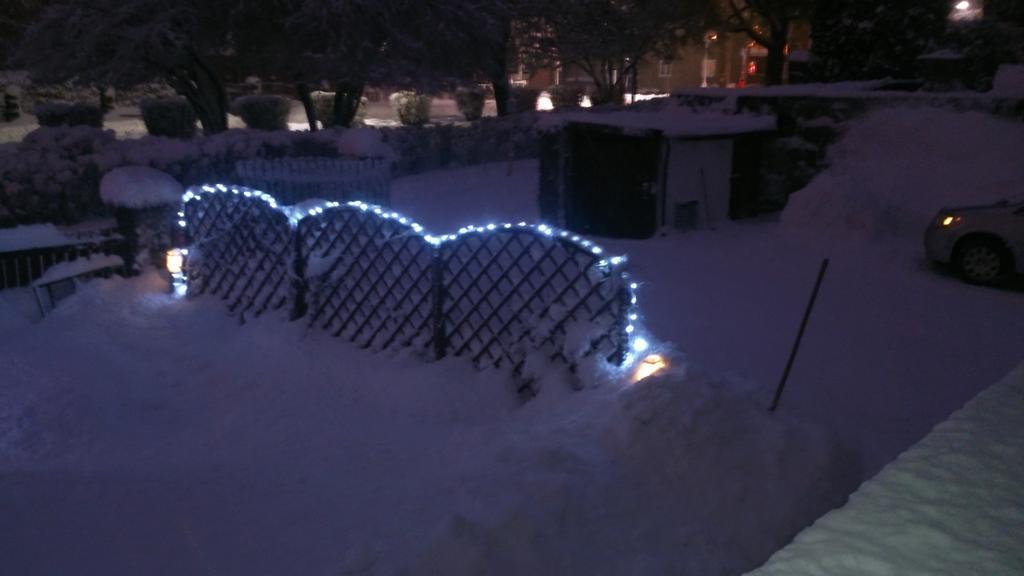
[539, 108, 777, 238]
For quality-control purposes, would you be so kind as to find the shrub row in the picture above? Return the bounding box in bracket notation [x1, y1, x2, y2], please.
[389, 91, 433, 125]
[0, 114, 542, 225]
[33, 102, 104, 128]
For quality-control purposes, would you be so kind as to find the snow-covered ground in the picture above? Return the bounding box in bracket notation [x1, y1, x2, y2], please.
[2, 105, 1023, 574]
[396, 151, 1024, 479]
[0, 273, 853, 575]
[748, 362, 1024, 575]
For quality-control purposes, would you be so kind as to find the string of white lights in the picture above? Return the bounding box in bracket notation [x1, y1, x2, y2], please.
[175, 183, 655, 369]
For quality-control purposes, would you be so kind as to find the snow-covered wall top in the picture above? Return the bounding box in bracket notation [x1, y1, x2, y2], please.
[0, 224, 76, 253]
[747, 362, 1024, 576]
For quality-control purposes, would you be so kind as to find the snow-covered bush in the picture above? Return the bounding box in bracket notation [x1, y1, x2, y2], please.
[548, 85, 584, 109]
[0, 125, 397, 224]
[455, 87, 486, 121]
[141, 98, 197, 139]
[0, 126, 115, 223]
[383, 113, 540, 175]
[389, 91, 432, 126]
[34, 102, 104, 128]
[509, 87, 540, 113]
[230, 95, 291, 131]
[311, 91, 336, 127]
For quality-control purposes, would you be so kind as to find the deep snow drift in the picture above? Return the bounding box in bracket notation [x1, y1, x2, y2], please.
[749, 362, 1024, 575]
[782, 107, 1024, 238]
[0, 274, 851, 575]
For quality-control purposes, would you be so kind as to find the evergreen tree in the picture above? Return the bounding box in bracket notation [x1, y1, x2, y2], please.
[811, 0, 950, 81]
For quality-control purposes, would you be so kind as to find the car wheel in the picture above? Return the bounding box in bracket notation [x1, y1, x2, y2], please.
[954, 238, 1008, 285]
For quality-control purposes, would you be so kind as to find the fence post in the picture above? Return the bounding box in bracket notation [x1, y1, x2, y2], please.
[290, 223, 308, 320]
[431, 248, 448, 360]
[614, 274, 632, 365]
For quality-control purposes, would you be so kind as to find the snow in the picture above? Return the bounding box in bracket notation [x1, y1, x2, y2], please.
[392, 159, 1024, 482]
[539, 103, 777, 138]
[748, 362, 1024, 576]
[0, 273, 851, 575]
[3, 103, 1024, 573]
[918, 49, 964, 61]
[99, 165, 183, 208]
[0, 223, 77, 252]
[782, 106, 1024, 239]
[991, 64, 1024, 97]
[337, 126, 396, 160]
[32, 254, 123, 286]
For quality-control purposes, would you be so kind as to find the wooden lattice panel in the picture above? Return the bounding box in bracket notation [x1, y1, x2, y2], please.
[183, 186, 292, 321]
[301, 206, 435, 351]
[437, 228, 629, 373]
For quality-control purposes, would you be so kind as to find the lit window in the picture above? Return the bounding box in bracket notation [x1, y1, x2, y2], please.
[658, 60, 673, 78]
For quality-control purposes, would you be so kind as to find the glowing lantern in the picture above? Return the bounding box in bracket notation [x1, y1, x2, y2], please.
[166, 248, 186, 275]
[536, 92, 554, 111]
[632, 354, 668, 383]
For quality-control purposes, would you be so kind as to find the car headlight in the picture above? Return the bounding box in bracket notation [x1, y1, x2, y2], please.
[939, 214, 962, 228]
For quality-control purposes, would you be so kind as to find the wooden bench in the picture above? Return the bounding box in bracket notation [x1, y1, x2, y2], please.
[32, 254, 125, 316]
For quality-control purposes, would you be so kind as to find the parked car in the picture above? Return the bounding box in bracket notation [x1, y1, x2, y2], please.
[925, 199, 1024, 284]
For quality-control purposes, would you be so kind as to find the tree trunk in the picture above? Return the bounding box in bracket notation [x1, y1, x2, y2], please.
[491, 19, 513, 117]
[170, 52, 229, 134]
[332, 81, 365, 128]
[295, 82, 318, 131]
[765, 42, 787, 85]
[492, 73, 510, 117]
[191, 53, 229, 133]
[764, 22, 791, 86]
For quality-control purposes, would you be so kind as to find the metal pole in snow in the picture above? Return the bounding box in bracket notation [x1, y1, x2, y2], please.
[770, 258, 830, 413]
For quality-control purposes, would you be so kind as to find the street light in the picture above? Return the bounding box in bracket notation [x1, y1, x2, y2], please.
[955, 0, 971, 10]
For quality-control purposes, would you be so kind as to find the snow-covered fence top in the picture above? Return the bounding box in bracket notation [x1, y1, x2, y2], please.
[177, 183, 651, 386]
[0, 223, 126, 290]
[235, 156, 391, 207]
[747, 362, 1024, 576]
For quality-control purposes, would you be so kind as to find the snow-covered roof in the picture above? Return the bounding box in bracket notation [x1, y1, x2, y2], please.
[539, 105, 777, 139]
[748, 362, 1024, 575]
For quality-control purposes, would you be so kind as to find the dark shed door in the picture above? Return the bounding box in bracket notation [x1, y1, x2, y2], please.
[566, 124, 661, 239]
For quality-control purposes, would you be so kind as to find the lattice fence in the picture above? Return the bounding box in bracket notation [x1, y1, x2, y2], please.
[182, 186, 292, 321]
[300, 205, 435, 351]
[438, 227, 630, 374]
[181, 185, 639, 382]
